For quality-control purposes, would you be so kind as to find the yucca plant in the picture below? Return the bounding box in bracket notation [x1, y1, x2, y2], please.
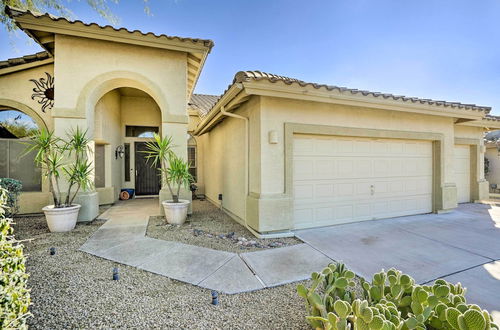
[24, 127, 94, 208]
[143, 133, 192, 203]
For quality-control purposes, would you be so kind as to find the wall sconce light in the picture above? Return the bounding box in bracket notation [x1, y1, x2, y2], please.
[115, 145, 125, 159]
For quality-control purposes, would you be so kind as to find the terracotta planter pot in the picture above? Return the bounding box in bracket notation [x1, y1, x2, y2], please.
[162, 200, 190, 225]
[42, 204, 81, 232]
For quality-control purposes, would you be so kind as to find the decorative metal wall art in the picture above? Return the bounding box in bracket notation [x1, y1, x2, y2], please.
[30, 72, 54, 112]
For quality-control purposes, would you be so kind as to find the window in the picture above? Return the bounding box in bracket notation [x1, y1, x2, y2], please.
[125, 126, 159, 138]
[188, 146, 197, 182]
[124, 143, 130, 182]
[0, 109, 41, 191]
[0, 140, 41, 191]
[95, 144, 105, 188]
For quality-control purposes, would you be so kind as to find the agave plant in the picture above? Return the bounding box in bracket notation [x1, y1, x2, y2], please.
[24, 127, 94, 208]
[143, 133, 192, 203]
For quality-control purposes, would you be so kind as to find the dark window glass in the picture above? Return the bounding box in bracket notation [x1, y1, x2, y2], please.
[95, 145, 105, 188]
[125, 126, 159, 138]
[0, 139, 41, 191]
[187, 146, 196, 182]
[124, 143, 130, 182]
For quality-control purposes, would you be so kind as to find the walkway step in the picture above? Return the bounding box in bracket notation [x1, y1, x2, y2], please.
[240, 244, 333, 287]
[92, 237, 175, 267]
[199, 255, 265, 294]
[137, 242, 235, 284]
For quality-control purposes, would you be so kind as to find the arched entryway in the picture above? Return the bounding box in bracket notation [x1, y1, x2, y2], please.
[92, 87, 162, 203]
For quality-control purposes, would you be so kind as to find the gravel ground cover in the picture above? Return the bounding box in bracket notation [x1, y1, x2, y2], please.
[147, 199, 302, 253]
[12, 213, 311, 329]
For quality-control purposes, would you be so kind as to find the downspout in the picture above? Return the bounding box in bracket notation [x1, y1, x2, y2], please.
[220, 106, 252, 232]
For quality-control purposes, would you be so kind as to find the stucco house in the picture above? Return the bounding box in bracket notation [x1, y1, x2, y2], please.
[2, 7, 500, 236]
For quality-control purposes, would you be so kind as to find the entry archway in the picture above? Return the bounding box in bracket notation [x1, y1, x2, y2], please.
[92, 86, 163, 203]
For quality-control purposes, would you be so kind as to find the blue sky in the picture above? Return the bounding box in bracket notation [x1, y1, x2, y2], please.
[1, 0, 500, 113]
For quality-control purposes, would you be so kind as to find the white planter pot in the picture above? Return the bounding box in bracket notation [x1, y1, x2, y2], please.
[42, 204, 81, 232]
[162, 200, 190, 225]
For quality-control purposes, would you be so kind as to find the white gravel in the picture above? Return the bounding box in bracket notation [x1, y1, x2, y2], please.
[13, 214, 310, 329]
[147, 200, 301, 253]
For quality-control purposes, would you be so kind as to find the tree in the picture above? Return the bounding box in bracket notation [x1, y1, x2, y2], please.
[1, 0, 150, 31]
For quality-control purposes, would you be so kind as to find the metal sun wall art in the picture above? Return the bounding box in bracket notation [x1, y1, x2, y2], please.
[30, 72, 54, 112]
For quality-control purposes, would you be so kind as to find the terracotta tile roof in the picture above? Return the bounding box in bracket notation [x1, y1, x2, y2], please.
[0, 51, 51, 69]
[5, 6, 214, 49]
[485, 115, 500, 122]
[189, 94, 220, 117]
[233, 71, 492, 113]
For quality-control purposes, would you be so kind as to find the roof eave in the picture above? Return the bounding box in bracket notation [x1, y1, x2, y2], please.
[12, 15, 212, 55]
[0, 57, 54, 75]
[242, 79, 488, 121]
[193, 84, 246, 135]
[457, 119, 500, 129]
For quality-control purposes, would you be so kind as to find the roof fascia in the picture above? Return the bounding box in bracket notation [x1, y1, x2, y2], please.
[0, 58, 54, 76]
[193, 84, 245, 135]
[15, 17, 210, 54]
[187, 51, 208, 100]
[242, 80, 486, 121]
[456, 120, 500, 129]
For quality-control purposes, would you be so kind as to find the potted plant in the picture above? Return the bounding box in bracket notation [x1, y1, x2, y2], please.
[25, 128, 93, 232]
[143, 133, 193, 225]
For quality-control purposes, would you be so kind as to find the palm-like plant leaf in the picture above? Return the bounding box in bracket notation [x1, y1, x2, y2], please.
[64, 127, 91, 156]
[142, 133, 175, 168]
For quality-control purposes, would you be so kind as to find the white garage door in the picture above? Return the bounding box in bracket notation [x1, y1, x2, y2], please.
[453, 145, 471, 203]
[293, 135, 433, 229]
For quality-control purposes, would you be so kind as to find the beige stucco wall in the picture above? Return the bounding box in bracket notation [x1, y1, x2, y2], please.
[52, 34, 187, 121]
[197, 106, 249, 223]
[0, 63, 54, 131]
[94, 90, 121, 203]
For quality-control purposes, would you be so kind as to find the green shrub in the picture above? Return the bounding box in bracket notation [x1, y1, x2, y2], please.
[0, 178, 22, 217]
[0, 186, 31, 329]
[297, 263, 498, 330]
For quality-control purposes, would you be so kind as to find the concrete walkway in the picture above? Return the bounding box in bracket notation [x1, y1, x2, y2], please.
[295, 203, 500, 323]
[80, 198, 333, 294]
[81, 198, 500, 324]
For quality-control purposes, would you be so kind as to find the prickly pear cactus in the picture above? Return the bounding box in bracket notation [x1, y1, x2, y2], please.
[298, 264, 499, 330]
[297, 263, 357, 329]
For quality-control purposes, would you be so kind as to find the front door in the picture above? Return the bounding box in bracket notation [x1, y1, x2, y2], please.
[135, 142, 161, 195]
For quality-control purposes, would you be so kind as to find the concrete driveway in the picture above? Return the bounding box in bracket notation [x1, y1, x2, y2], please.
[295, 203, 500, 322]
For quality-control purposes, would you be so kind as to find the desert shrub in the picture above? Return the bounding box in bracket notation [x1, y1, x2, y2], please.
[297, 263, 498, 330]
[0, 178, 22, 217]
[0, 186, 31, 329]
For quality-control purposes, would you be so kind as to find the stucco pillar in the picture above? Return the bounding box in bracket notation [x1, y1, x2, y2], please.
[52, 116, 99, 222]
[158, 121, 192, 215]
[472, 144, 489, 201]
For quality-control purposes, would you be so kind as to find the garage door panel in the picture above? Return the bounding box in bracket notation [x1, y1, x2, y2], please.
[294, 184, 314, 200]
[354, 140, 372, 153]
[293, 135, 433, 228]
